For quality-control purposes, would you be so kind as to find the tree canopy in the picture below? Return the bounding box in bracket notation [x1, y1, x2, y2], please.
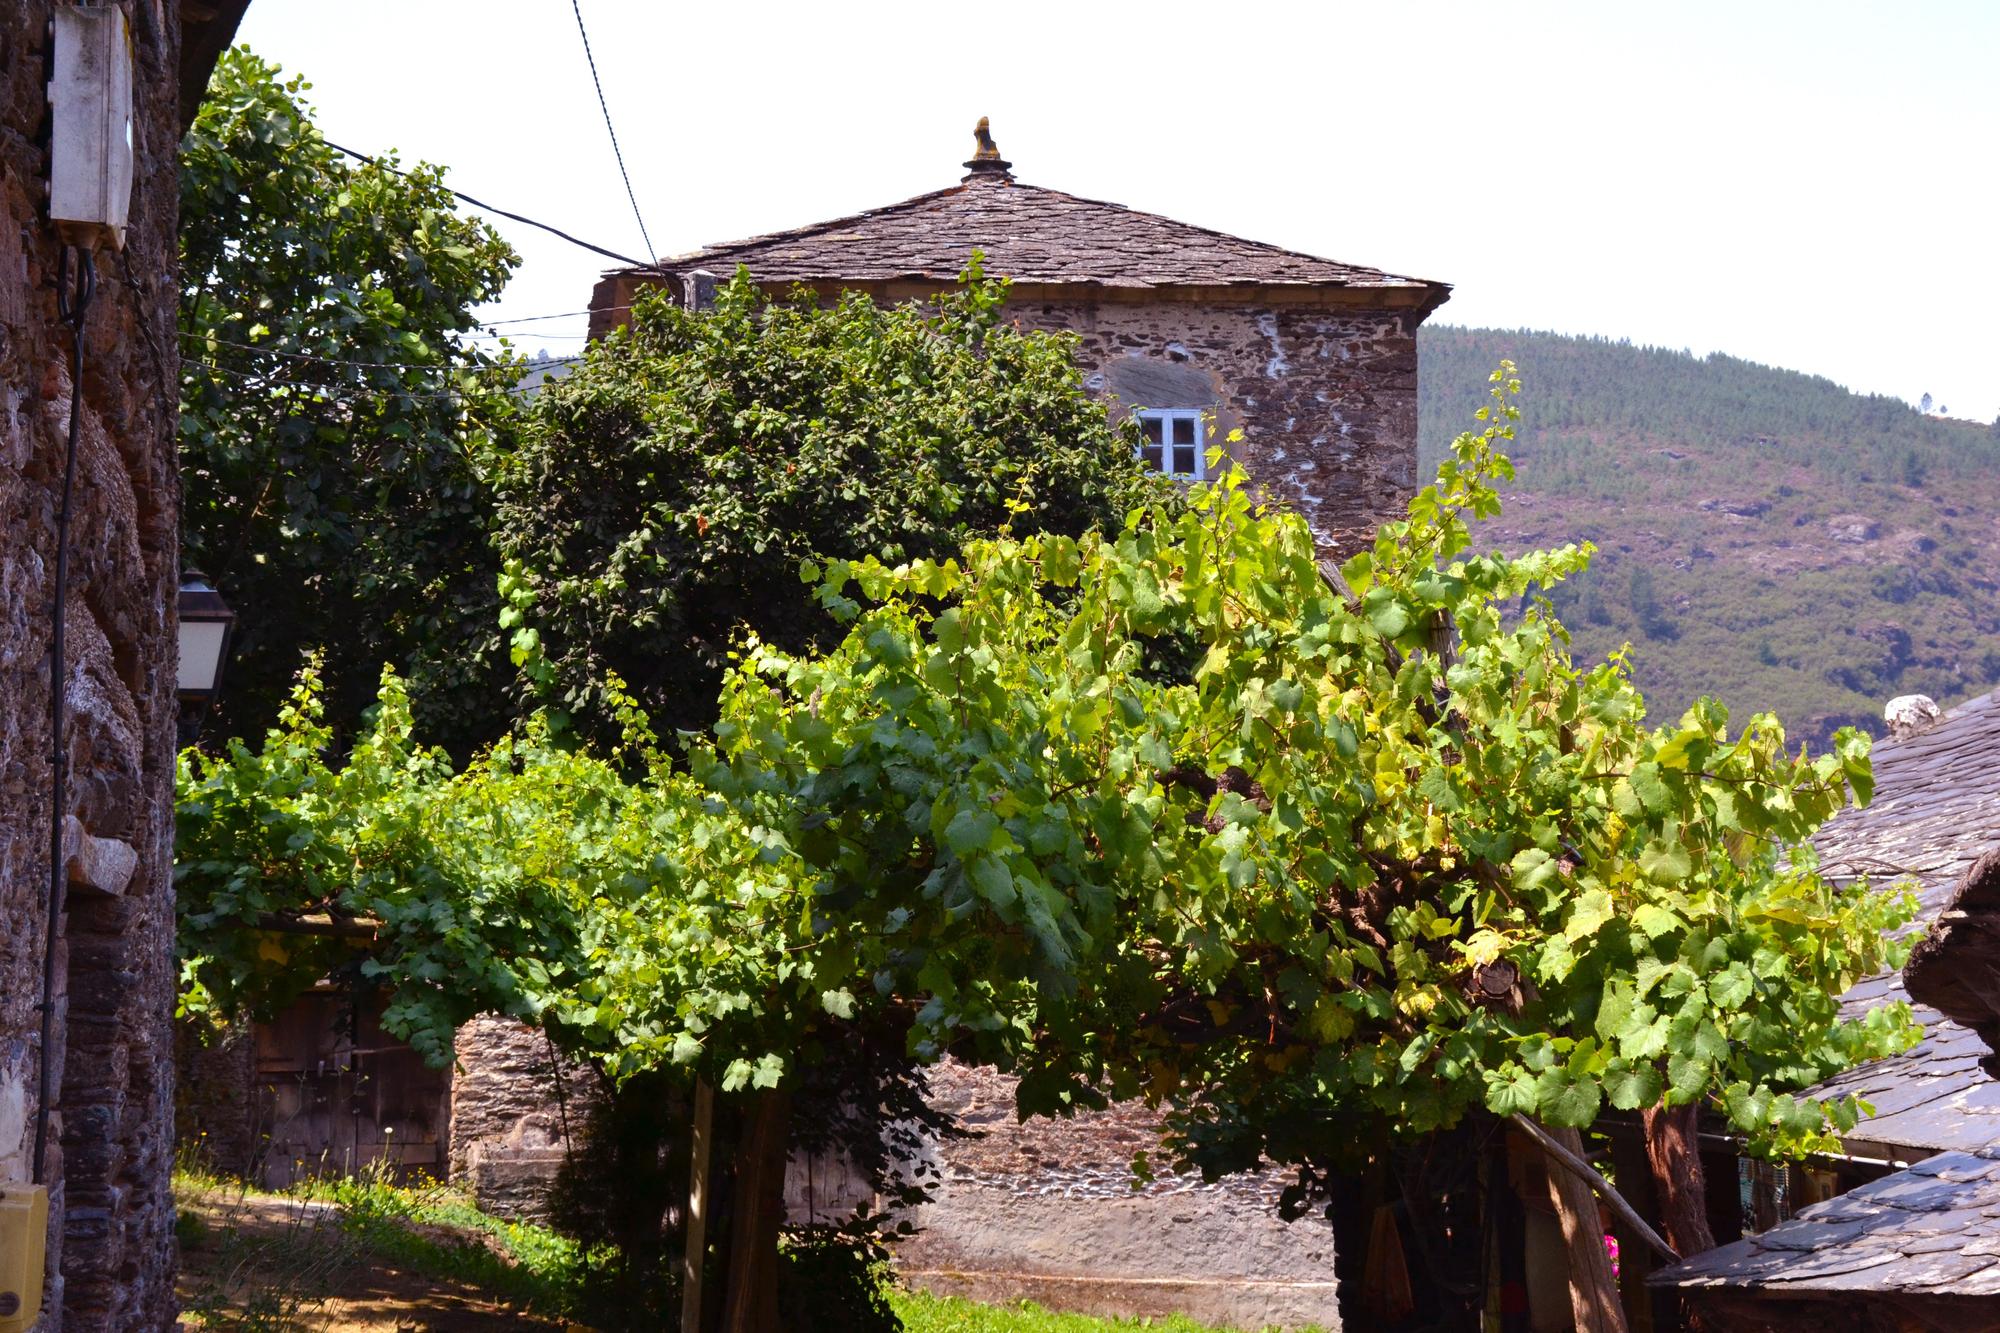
[180, 49, 523, 748]
[179, 368, 1920, 1169]
[492, 266, 1168, 741]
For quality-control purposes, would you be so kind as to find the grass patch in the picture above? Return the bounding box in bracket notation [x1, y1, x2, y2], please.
[889, 1288, 1314, 1333]
[324, 1169, 607, 1316]
[174, 1162, 595, 1329]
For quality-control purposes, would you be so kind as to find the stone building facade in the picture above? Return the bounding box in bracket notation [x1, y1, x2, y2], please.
[0, 5, 246, 1328]
[588, 122, 1448, 561]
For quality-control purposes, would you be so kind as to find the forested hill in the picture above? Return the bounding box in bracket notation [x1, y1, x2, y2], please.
[1417, 327, 2000, 747]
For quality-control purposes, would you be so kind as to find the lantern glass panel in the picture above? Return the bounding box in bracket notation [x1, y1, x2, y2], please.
[177, 619, 228, 693]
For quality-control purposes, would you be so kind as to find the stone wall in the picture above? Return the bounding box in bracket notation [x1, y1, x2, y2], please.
[0, 3, 189, 1327]
[173, 1025, 259, 1179]
[1009, 299, 1421, 558]
[446, 1016, 603, 1223]
[895, 1061, 1341, 1331]
[447, 1015, 904, 1228]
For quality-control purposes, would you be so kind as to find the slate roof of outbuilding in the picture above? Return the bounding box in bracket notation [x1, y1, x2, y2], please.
[1652, 1146, 2000, 1296]
[1804, 687, 2000, 1157]
[617, 172, 1450, 299]
[1652, 689, 2000, 1299]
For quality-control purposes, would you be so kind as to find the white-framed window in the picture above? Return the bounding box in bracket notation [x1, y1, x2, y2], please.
[1136, 409, 1206, 480]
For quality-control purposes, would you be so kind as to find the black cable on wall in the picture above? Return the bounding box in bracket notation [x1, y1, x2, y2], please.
[34, 245, 95, 1186]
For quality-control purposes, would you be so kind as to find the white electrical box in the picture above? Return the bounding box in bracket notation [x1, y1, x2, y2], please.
[0, 1182, 47, 1333]
[48, 5, 135, 251]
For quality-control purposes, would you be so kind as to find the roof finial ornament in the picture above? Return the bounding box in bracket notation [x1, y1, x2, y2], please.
[963, 116, 1013, 180]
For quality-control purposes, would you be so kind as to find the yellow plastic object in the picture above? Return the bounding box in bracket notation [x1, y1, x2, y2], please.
[0, 1182, 47, 1333]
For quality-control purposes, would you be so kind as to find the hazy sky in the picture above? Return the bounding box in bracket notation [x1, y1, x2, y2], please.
[234, 1, 2000, 422]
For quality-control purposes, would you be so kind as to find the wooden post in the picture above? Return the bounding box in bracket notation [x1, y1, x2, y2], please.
[719, 1089, 792, 1333]
[1642, 1103, 1717, 1258]
[681, 1079, 715, 1333]
[1511, 1113, 1677, 1265]
[1531, 1117, 1629, 1333]
[1607, 1125, 1660, 1333]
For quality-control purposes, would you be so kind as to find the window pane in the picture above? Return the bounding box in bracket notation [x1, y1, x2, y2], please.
[1142, 445, 1163, 471]
[1173, 445, 1196, 475]
[1172, 416, 1197, 446]
[1141, 416, 1165, 444]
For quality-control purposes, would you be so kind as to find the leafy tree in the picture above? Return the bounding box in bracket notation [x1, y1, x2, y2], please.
[492, 265, 1167, 741]
[1900, 446, 1928, 487]
[180, 50, 522, 749]
[179, 370, 1920, 1328]
[1624, 565, 1677, 640]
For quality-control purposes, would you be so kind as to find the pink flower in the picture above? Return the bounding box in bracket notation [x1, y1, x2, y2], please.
[1603, 1233, 1621, 1279]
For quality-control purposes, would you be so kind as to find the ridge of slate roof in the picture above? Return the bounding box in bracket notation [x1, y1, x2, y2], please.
[1805, 687, 2000, 1157]
[1651, 1145, 2000, 1296]
[617, 173, 1450, 296]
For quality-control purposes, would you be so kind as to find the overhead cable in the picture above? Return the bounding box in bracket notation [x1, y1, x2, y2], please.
[569, 0, 658, 267]
[181, 329, 544, 375]
[185, 355, 580, 405]
[325, 140, 652, 270]
[477, 309, 594, 327]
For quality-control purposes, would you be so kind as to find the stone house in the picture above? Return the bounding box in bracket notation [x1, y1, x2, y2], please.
[588, 119, 1451, 559]
[0, 4, 248, 1329]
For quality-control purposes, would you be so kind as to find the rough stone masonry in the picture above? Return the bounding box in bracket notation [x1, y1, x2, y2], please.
[0, 3, 245, 1328]
[1009, 298, 1422, 557]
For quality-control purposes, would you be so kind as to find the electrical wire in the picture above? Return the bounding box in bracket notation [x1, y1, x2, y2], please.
[184, 355, 580, 406]
[569, 0, 658, 268]
[324, 140, 652, 271]
[179, 330, 543, 375]
[35, 246, 94, 1187]
[464, 330, 592, 342]
[470, 303, 637, 332]
[477, 308, 595, 327]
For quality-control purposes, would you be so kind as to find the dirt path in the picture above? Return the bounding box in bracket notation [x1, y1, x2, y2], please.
[176, 1190, 566, 1331]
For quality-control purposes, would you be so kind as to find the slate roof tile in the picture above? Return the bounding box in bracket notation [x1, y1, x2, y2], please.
[616, 173, 1451, 298]
[1653, 694, 2000, 1299]
[1806, 687, 2000, 1156]
[1654, 1150, 2000, 1294]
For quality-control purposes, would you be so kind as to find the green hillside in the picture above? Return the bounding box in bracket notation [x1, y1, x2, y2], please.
[1418, 327, 2000, 747]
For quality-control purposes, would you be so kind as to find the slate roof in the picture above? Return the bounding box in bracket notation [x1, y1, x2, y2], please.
[1805, 688, 2000, 1157]
[1651, 691, 2000, 1301]
[1652, 1146, 2000, 1296]
[619, 171, 1449, 300]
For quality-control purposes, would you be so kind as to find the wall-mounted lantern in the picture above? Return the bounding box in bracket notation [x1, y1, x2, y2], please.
[177, 571, 235, 742]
